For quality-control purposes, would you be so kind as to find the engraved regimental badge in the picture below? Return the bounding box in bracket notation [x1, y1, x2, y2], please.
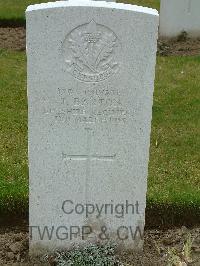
[62, 20, 120, 82]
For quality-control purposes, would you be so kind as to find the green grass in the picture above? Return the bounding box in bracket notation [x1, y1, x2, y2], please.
[0, 50, 199, 218]
[0, 0, 42, 22]
[0, 0, 160, 22]
[123, 0, 159, 10]
[148, 56, 200, 207]
[0, 49, 28, 214]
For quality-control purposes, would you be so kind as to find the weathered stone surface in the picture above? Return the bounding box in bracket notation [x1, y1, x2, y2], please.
[160, 0, 200, 38]
[26, 0, 158, 254]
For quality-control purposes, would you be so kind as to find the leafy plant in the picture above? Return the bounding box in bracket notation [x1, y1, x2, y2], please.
[46, 242, 125, 266]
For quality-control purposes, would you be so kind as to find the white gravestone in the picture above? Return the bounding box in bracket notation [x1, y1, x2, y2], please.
[160, 0, 200, 38]
[26, 0, 158, 254]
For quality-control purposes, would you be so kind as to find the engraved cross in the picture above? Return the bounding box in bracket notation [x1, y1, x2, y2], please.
[62, 128, 116, 201]
[63, 127, 116, 162]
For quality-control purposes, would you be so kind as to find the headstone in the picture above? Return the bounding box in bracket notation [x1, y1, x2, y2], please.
[26, 0, 158, 255]
[160, 0, 200, 38]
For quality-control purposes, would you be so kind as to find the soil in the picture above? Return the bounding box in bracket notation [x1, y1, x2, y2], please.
[158, 38, 200, 56]
[1, 27, 200, 56]
[0, 226, 199, 266]
[0, 27, 26, 51]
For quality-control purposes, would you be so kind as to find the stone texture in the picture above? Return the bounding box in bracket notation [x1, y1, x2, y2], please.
[160, 0, 200, 38]
[26, 0, 158, 254]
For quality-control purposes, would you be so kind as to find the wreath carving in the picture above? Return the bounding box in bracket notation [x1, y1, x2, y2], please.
[62, 20, 120, 82]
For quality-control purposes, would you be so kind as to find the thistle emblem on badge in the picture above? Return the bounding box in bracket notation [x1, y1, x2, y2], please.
[62, 20, 120, 82]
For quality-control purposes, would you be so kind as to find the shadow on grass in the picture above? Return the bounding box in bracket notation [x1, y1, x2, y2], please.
[146, 202, 200, 229]
[0, 18, 25, 27]
[0, 201, 199, 229]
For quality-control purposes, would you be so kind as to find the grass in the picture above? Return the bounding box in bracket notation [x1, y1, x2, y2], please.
[148, 56, 200, 208]
[0, 50, 199, 220]
[0, 49, 28, 215]
[123, 0, 159, 10]
[0, 0, 43, 24]
[0, 0, 160, 23]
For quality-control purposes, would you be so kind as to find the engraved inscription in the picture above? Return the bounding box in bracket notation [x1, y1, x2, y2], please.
[62, 20, 121, 82]
[55, 86, 128, 125]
